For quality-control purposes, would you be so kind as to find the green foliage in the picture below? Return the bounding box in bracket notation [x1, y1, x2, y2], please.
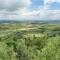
[0, 23, 60, 60]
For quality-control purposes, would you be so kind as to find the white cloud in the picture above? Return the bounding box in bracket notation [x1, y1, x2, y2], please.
[41, 10, 60, 20]
[0, 0, 60, 20]
[44, 0, 60, 4]
[0, 0, 32, 11]
[0, 0, 32, 20]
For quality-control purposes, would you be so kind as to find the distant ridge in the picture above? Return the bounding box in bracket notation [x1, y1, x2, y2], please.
[0, 20, 60, 23]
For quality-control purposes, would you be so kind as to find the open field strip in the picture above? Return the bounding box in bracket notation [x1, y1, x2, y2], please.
[0, 27, 38, 37]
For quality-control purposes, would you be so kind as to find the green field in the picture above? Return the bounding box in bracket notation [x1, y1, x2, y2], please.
[0, 21, 60, 60]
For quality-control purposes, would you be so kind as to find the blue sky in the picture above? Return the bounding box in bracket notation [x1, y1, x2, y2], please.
[0, 0, 60, 20]
[48, 2, 60, 10]
[30, 0, 60, 10]
[28, 0, 43, 11]
[28, 0, 60, 11]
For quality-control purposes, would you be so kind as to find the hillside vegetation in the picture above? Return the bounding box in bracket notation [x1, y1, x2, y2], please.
[0, 22, 60, 60]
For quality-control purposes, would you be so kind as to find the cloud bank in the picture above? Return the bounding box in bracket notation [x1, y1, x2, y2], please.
[0, 0, 60, 20]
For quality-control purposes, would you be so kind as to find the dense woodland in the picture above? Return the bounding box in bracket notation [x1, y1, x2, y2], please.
[0, 22, 60, 60]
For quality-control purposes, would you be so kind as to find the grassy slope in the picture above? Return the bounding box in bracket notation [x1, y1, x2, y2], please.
[0, 22, 60, 60]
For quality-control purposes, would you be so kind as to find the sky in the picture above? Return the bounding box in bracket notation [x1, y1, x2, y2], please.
[0, 0, 60, 20]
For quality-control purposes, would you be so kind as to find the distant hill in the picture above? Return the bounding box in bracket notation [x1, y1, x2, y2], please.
[0, 20, 60, 24]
